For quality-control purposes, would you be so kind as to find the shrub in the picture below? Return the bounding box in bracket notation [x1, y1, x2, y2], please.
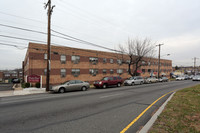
[35, 82, 40, 88]
[25, 82, 30, 88]
[21, 83, 26, 88]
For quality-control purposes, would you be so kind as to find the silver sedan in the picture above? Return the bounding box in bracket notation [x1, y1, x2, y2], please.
[50, 80, 90, 93]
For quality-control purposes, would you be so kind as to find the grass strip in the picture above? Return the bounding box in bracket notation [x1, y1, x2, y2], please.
[149, 85, 200, 133]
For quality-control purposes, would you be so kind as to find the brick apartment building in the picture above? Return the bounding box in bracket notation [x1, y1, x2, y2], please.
[0, 69, 23, 82]
[23, 43, 172, 86]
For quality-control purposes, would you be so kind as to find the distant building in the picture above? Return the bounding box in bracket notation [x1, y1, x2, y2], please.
[0, 69, 23, 82]
[23, 43, 172, 86]
[173, 66, 199, 75]
[0, 71, 3, 82]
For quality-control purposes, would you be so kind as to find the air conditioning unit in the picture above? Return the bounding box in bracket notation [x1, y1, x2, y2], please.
[92, 61, 97, 65]
[74, 74, 79, 77]
[61, 61, 66, 64]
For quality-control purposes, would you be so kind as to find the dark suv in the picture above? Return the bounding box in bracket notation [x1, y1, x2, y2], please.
[93, 76, 123, 89]
[12, 78, 20, 83]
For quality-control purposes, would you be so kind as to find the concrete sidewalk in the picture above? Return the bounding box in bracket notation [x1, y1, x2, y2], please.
[0, 88, 47, 97]
[0, 90, 14, 97]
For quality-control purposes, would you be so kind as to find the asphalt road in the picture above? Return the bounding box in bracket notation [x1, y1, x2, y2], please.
[0, 83, 13, 91]
[0, 80, 199, 133]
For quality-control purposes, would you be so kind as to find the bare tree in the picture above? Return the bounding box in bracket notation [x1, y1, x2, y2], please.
[118, 38, 156, 76]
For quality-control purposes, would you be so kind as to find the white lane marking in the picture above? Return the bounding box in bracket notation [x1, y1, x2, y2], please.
[100, 93, 123, 99]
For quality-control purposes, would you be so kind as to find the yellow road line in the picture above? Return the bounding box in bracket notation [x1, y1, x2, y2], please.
[120, 89, 178, 133]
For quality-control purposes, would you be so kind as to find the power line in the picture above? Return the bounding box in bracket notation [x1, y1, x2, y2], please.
[51, 29, 122, 53]
[0, 23, 47, 35]
[0, 34, 46, 44]
[0, 10, 117, 46]
[0, 23, 119, 52]
[0, 39, 28, 46]
[0, 11, 46, 24]
[0, 42, 27, 49]
[56, 1, 132, 35]
[57, 1, 114, 26]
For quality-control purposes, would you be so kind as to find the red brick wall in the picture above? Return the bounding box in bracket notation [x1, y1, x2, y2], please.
[24, 42, 173, 85]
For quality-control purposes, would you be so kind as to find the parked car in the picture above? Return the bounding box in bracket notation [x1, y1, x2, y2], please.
[50, 80, 90, 93]
[12, 78, 20, 83]
[189, 75, 194, 79]
[93, 76, 123, 89]
[192, 75, 200, 81]
[183, 75, 189, 80]
[124, 76, 144, 86]
[144, 77, 158, 84]
[176, 76, 184, 80]
[172, 75, 178, 78]
[158, 77, 168, 82]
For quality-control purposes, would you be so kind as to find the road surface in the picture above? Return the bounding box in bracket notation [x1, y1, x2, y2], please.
[0, 80, 199, 133]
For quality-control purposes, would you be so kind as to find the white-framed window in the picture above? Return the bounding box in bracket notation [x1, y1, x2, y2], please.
[117, 69, 123, 75]
[142, 69, 145, 74]
[44, 53, 47, 60]
[110, 59, 114, 64]
[12, 74, 17, 77]
[117, 59, 122, 65]
[110, 69, 114, 74]
[71, 55, 80, 64]
[61, 69, 66, 78]
[71, 69, 80, 77]
[103, 58, 107, 63]
[5, 74, 10, 77]
[148, 69, 151, 73]
[89, 57, 98, 64]
[44, 69, 47, 75]
[60, 55, 66, 64]
[102, 69, 107, 74]
[89, 69, 98, 76]
[142, 61, 146, 66]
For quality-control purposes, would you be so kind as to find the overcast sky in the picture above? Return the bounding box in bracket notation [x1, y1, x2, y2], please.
[0, 0, 200, 70]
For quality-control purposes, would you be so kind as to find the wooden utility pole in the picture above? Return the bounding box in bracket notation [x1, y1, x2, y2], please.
[156, 44, 164, 78]
[193, 57, 199, 75]
[45, 0, 55, 91]
[22, 61, 24, 83]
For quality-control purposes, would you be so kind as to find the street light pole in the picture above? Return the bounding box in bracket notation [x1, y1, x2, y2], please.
[156, 44, 164, 78]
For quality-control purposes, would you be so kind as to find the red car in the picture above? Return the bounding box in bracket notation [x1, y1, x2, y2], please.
[93, 76, 123, 89]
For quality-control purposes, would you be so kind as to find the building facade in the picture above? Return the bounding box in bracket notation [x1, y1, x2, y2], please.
[0, 69, 23, 83]
[24, 43, 172, 86]
[0, 71, 3, 82]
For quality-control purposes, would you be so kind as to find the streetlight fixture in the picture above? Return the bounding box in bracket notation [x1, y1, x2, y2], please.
[161, 54, 170, 57]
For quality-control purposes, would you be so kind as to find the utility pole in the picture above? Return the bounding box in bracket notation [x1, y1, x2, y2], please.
[45, 0, 55, 91]
[156, 44, 164, 78]
[193, 57, 199, 75]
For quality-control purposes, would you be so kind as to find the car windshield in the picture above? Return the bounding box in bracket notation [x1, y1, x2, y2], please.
[101, 77, 109, 81]
[128, 77, 135, 80]
[62, 81, 70, 84]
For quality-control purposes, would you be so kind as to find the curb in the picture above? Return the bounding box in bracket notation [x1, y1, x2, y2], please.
[0, 88, 47, 97]
[139, 92, 176, 133]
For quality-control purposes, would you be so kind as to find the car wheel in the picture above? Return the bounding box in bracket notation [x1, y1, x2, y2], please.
[81, 86, 87, 91]
[131, 82, 135, 86]
[59, 87, 65, 93]
[117, 83, 121, 87]
[140, 81, 143, 85]
[103, 84, 107, 89]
